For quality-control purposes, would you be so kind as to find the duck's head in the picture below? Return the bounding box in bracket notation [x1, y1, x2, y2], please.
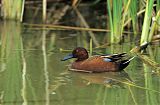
[61, 47, 89, 61]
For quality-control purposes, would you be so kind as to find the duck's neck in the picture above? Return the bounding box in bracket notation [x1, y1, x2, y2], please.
[76, 56, 88, 62]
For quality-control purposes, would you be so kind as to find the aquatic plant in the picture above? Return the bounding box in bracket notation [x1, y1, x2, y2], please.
[127, 0, 138, 35]
[1, 0, 25, 21]
[107, 0, 159, 44]
[107, 0, 139, 43]
[140, 0, 154, 44]
[107, 0, 123, 43]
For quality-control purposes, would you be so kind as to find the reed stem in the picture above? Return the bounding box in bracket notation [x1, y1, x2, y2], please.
[42, 0, 47, 22]
[140, 0, 154, 45]
[1, 0, 25, 21]
[148, 11, 160, 42]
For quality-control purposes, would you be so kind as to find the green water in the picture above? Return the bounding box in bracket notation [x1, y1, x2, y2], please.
[0, 20, 160, 105]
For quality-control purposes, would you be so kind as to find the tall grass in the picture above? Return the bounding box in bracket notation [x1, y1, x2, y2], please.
[1, 0, 25, 21]
[107, 0, 138, 43]
[127, 0, 138, 35]
[107, 0, 159, 44]
[157, 0, 160, 12]
[148, 11, 160, 42]
[140, 0, 154, 44]
[107, 0, 123, 43]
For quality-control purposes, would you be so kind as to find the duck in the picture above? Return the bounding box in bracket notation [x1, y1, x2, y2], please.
[61, 47, 134, 73]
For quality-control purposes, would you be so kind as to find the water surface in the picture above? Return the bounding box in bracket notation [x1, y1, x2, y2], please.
[0, 19, 160, 105]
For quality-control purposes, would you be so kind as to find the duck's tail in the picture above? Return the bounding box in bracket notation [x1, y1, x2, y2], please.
[119, 56, 136, 70]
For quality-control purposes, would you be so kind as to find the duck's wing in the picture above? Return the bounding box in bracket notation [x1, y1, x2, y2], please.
[101, 53, 127, 62]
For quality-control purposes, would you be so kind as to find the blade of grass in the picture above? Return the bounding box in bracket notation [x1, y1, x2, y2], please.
[121, 0, 131, 36]
[107, 0, 114, 43]
[89, 38, 93, 56]
[140, 0, 154, 44]
[148, 11, 160, 42]
[1, 0, 25, 21]
[128, 0, 138, 35]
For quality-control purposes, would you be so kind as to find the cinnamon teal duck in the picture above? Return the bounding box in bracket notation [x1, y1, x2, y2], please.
[61, 47, 134, 73]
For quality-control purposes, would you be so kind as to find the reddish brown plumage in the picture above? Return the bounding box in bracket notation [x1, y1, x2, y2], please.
[71, 56, 119, 72]
[62, 47, 132, 73]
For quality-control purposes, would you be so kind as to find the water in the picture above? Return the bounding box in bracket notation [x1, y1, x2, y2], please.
[0, 11, 160, 105]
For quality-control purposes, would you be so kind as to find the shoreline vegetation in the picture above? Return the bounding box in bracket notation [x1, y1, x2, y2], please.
[0, 0, 159, 44]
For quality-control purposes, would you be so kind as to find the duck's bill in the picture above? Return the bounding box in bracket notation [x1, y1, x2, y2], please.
[61, 54, 74, 61]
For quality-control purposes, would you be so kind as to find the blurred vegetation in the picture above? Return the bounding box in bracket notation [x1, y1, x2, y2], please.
[0, 0, 160, 104]
[1, 0, 24, 21]
[0, 0, 159, 44]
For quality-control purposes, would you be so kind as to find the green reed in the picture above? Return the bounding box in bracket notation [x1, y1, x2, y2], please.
[1, 0, 25, 21]
[107, 0, 123, 43]
[107, 0, 159, 44]
[127, 0, 138, 35]
[89, 38, 93, 56]
[140, 0, 154, 44]
[157, 0, 160, 12]
[148, 11, 160, 42]
[107, 0, 139, 43]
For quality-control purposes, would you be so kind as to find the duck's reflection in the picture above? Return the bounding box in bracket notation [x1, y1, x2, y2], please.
[71, 71, 133, 88]
[49, 70, 133, 93]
